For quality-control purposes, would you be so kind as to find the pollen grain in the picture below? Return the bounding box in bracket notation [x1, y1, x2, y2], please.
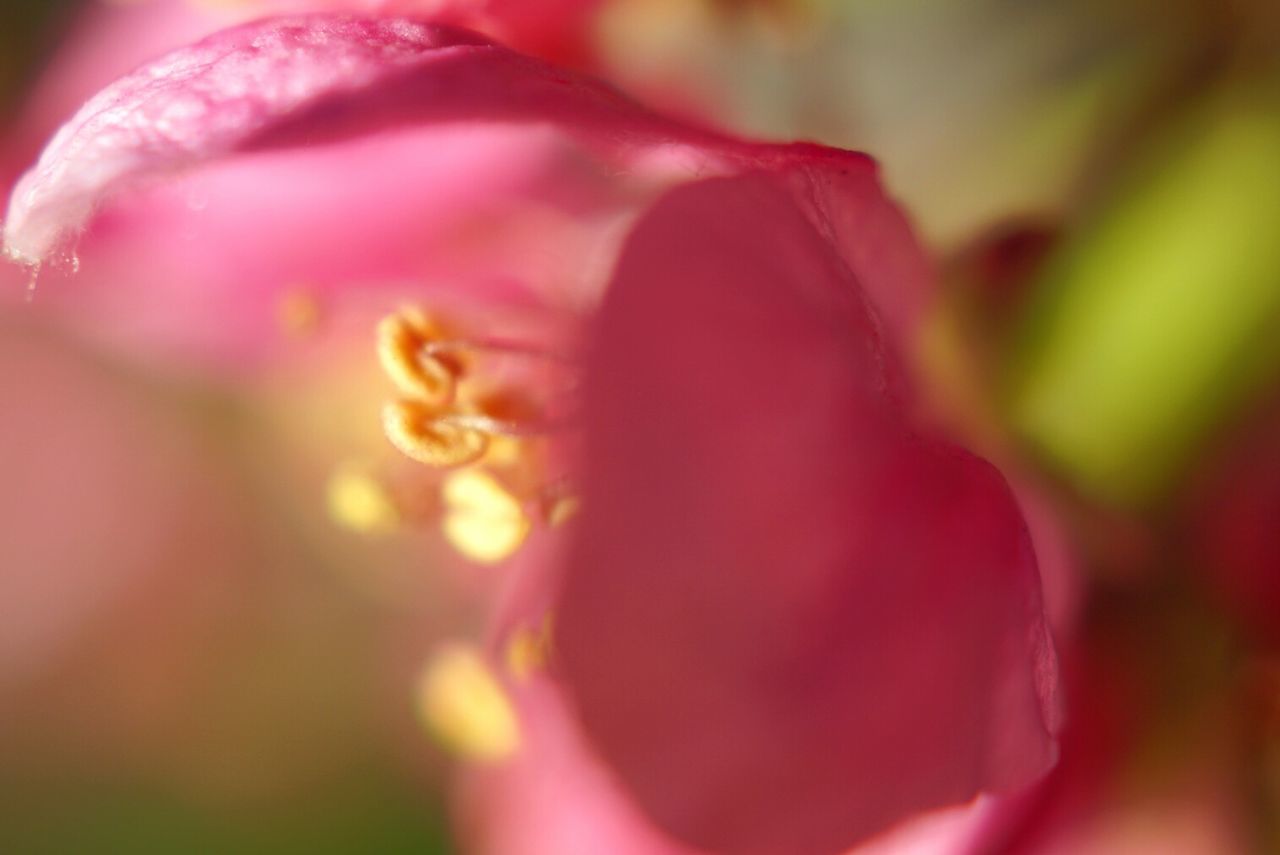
[416, 643, 520, 761]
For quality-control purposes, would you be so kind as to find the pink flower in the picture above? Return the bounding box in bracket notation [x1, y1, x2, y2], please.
[4, 14, 1060, 854]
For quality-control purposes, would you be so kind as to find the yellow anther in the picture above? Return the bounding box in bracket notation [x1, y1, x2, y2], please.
[441, 469, 530, 564]
[416, 643, 520, 761]
[504, 616, 555, 682]
[383, 400, 489, 468]
[326, 462, 401, 534]
[377, 308, 458, 405]
[276, 288, 322, 337]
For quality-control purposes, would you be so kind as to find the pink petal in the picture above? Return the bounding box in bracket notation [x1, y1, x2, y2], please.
[11, 123, 610, 366]
[4, 17, 483, 265]
[4, 15, 918, 325]
[457, 674, 1003, 855]
[2, 0, 604, 182]
[554, 174, 1060, 855]
[0, 314, 240, 683]
[455, 679, 702, 855]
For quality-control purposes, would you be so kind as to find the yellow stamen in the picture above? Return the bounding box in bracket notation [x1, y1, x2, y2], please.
[441, 469, 530, 564]
[377, 308, 458, 405]
[325, 462, 400, 534]
[416, 643, 520, 761]
[383, 400, 489, 468]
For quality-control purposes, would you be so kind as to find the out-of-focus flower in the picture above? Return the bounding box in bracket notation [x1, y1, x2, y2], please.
[4, 13, 1061, 855]
[1183, 388, 1280, 648]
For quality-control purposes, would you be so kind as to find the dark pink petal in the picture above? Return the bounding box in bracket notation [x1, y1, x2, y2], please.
[455, 678, 702, 855]
[555, 174, 1060, 855]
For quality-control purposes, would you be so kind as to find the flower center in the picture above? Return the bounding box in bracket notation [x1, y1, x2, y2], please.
[328, 305, 580, 564]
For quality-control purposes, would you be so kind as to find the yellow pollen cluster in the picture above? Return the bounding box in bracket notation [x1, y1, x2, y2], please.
[416, 643, 520, 761]
[382, 399, 490, 467]
[441, 469, 531, 564]
[377, 308, 459, 405]
[376, 308, 492, 468]
[326, 461, 401, 534]
[370, 306, 579, 564]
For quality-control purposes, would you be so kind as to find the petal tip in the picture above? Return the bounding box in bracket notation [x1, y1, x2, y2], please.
[2, 14, 498, 268]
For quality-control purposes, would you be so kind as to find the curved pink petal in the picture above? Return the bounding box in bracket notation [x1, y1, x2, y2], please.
[4, 17, 486, 265]
[0, 314, 241, 684]
[3, 15, 925, 351]
[248, 0, 604, 66]
[554, 174, 1060, 855]
[2, 0, 604, 183]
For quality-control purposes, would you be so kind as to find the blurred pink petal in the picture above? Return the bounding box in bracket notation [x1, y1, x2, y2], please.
[459, 670, 1004, 855]
[554, 175, 1060, 855]
[0, 316, 233, 684]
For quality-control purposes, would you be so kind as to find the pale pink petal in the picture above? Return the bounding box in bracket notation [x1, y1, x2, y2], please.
[4, 0, 234, 175]
[554, 174, 1060, 855]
